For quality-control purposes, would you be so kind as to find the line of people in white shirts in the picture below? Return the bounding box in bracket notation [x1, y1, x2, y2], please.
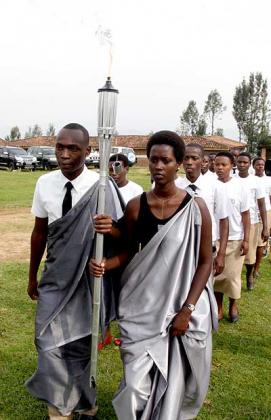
[175, 145, 270, 323]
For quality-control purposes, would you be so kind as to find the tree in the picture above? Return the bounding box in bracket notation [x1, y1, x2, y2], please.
[5, 126, 21, 141]
[196, 115, 207, 136]
[25, 125, 43, 138]
[215, 128, 224, 136]
[46, 123, 55, 136]
[180, 101, 199, 135]
[233, 73, 270, 154]
[32, 124, 42, 137]
[204, 90, 226, 135]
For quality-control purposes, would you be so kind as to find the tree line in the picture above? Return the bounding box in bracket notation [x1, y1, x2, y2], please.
[4, 123, 55, 141]
[179, 72, 270, 155]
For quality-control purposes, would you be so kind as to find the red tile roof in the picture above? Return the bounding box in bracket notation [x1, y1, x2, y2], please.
[2, 134, 245, 153]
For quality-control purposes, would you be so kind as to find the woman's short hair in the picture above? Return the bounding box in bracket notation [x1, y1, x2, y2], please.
[146, 131, 185, 163]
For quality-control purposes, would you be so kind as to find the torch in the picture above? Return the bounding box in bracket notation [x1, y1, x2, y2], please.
[90, 76, 119, 384]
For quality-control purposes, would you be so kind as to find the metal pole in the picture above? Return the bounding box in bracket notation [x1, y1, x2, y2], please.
[90, 77, 118, 385]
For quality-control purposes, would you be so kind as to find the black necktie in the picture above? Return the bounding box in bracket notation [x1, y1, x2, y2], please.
[62, 182, 73, 216]
[188, 184, 197, 193]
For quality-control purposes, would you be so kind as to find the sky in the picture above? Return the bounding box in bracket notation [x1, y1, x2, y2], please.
[0, 0, 271, 140]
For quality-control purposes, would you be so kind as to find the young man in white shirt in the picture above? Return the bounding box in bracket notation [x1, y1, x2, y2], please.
[214, 152, 250, 322]
[109, 153, 143, 204]
[26, 123, 115, 420]
[202, 153, 217, 181]
[253, 157, 271, 276]
[236, 152, 268, 290]
[176, 144, 230, 276]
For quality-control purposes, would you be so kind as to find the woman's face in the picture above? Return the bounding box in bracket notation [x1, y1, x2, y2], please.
[149, 144, 179, 185]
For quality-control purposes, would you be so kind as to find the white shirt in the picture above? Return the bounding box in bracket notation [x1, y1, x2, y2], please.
[32, 166, 99, 224]
[236, 174, 265, 224]
[119, 180, 143, 205]
[256, 175, 271, 211]
[202, 170, 218, 182]
[175, 173, 230, 242]
[218, 178, 250, 240]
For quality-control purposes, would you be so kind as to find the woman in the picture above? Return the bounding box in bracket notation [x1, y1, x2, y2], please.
[214, 152, 250, 322]
[92, 131, 216, 420]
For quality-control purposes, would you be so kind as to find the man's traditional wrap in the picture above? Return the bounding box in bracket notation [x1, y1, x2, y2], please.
[26, 180, 122, 416]
[113, 197, 218, 420]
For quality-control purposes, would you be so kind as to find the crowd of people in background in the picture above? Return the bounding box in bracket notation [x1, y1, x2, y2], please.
[176, 146, 270, 323]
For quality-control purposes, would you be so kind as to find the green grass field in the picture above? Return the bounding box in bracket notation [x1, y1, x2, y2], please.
[0, 169, 271, 419]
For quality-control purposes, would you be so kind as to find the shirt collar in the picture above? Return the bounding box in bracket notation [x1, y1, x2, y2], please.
[60, 165, 88, 192]
[183, 173, 204, 190]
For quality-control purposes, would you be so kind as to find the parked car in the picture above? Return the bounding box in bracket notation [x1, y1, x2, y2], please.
[27, 146, 58, 170]
[110, 146, 137, 166]
[0, 146, 37, 170]
[85, 151, 100, 168]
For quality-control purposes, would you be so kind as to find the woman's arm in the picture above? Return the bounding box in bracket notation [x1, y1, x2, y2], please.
[89, 196, 141, 276]
[171, 197, 212, 336]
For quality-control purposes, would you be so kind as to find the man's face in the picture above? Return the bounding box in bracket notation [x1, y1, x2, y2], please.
[201, 155, 210, 174]
[108, 160, 128, 187]
[215, 156, 232, 182]
[148, 144, 179, 186]
[230, 149, 240, 166]
[55, 128, 90, 179]
[183, 147, 202, 181]
[254, 159, 265, 177]
[237, 155, 250, 176]
[208, 154, 216, 172]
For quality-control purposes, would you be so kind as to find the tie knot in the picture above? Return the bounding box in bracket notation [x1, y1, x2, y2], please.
[188, 184, 197, 192]
[65, 181, 73, 191]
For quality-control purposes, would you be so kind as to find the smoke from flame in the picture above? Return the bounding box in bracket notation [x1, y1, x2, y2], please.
[95, 25, 113, 78]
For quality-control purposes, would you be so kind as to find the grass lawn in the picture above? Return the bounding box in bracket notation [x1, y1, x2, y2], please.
[0, 169, 271, 419]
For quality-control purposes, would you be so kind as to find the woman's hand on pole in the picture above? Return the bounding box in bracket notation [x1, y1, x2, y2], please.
[93, 214, 113, 234]
[89, 258, 106, 277]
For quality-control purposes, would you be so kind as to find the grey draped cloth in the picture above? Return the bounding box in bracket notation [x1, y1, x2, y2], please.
[113, 197, 218, 420]
[25, 180, 123, 416]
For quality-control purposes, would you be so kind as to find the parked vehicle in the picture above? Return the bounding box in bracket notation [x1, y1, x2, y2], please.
[27, 146, 58, 170]
[85, 151, 100, 168]
[0, 146, 37, 170]
[110, 146, 137, 166]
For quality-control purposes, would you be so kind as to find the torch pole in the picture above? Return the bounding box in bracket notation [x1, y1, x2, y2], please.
[90, 77, 118, 385]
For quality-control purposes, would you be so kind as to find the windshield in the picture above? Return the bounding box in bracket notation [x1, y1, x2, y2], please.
[9, 148, 27, 155]
[42, 149, 55, 155]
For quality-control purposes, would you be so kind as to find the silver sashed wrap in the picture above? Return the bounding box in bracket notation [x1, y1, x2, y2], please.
[113, 197, 218, 420]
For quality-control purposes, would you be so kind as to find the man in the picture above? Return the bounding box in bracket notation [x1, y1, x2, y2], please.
[109, 153, 143, 204]
[236, 152, 268, 289]
[229, 147, 240, 176]
[202, 153, 217, 181]
[26, 123, 121, 420]
[176, 144, 230, 276]
[214, 152, 250, 322]
[208, 153, 217, 173]
[252, 157, 271, 277]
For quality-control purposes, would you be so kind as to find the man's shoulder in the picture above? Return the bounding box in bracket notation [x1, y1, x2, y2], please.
[36, 170, 62, 186]
[127, 180, 143, 192]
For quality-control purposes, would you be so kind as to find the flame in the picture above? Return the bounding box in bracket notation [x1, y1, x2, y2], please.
[95, 25, 113, 77]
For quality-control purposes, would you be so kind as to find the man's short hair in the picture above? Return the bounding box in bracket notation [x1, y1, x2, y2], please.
[146, 131, 185, 163]
[63, 123, 89, 145]
[109, 153, 129, 167]
[203, 153, 210, 160]
[252, 157, 265, 167]
[186, 143, 204, 158]
[238, 151, 251, 162]
[215, 151, 234, 165]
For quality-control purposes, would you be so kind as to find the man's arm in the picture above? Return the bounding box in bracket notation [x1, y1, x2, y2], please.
[171, 197, 212, 336]
[257, 197, 268, 242]
[28, 217, 48, 300]
[214, 217, 229, 276]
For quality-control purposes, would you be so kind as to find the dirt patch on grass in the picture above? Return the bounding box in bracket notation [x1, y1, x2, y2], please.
[0, 208, 33, 262]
